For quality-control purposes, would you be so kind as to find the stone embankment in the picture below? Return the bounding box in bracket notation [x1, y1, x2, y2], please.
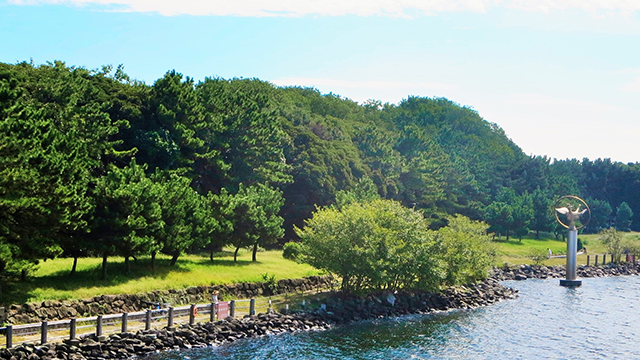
[0, 279, 517, 359]
[4, 276, 332, 325]
[490, 262, 640, 281]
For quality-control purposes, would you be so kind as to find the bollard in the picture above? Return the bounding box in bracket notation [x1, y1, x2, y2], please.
[230, 300, 235, 318]
[189, 304, 196, 325]
[145, 310, 152, 330]
[210, 303, 215, 322]
[41, 321, 47, 344]
[122, 312, 128, 333]
[96, 315, 103, 336]
[587, 255, 590, 266]
[168, 307, 174, 328]
[70, 318, 77, 340]
[250, 299, 256, 316]
[6, 325, 12, 348]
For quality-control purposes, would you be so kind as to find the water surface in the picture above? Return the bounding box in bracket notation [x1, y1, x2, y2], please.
[149, 276, 640, 359]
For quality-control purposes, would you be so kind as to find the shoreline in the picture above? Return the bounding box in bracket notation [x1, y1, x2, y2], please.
[3, 262, 640, 359]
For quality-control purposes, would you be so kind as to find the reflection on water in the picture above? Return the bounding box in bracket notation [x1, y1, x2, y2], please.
[148, 276, 640, 360]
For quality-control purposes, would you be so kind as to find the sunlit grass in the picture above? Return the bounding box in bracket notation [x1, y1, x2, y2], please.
[495, 231, 640, 267]
[3, 248, 320, 305]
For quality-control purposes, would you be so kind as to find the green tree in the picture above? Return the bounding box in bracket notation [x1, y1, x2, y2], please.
[599, 227, 625, 263]
[531, 188, 554, 238]
[92, 160, 163, 279]
[584, 198, 612, 233]
[437, 215, 496, 285]
[296, 199, 442, 293]
[225, 183, 285, 262]
[616, 202, 633, 232]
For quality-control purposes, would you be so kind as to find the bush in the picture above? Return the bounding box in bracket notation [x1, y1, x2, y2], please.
[296, 200, 496, 294]
[282, 242, 302, 261]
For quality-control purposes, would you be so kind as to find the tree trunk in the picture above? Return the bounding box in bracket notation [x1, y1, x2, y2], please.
[252, 243, 258, 262]
[70, 256, 78, 277]
[101, 253, 108, 280]
[210, 249, 214, 262]
[151, 251, 156, 270]
[124, 256, 130, 274]
[21, 268, 27, 282]
[170, 252, 179, 266]
[536, 230, 540, 239]
[234, 247, 240, 262]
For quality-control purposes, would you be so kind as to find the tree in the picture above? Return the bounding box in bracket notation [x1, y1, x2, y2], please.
[91, 160, 163, 279]
[150, 171, 216, 267]
[599, 227, 625, 263]
[484, 201, 513, 240]
[584, 198, 612, 234]
[615, 202, 633, 232]
[531, 188, 554, 238]
[437, 215, 496, 285]
[296, 199, 442, 293]
[225, 183, 285, 262]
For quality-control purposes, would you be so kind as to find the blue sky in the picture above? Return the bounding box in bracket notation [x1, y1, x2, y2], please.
[2, 0, 640, 163]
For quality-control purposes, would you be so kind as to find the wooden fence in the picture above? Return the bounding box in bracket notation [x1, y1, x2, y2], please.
[0, 295, 293, 349]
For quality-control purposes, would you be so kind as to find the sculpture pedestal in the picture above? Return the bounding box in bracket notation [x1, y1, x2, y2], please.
[560, 228, 580, 287]
[559, 279, 582, 287]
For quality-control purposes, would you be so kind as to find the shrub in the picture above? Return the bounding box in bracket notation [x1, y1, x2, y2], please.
[282, 242, 302, 261]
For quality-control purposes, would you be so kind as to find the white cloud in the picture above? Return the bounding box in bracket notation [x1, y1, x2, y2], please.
[7, 0, 640, 17]
[622, 77, 640, 92]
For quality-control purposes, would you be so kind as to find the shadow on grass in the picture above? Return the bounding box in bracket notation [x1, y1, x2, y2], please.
[193, 258, 258, 267]
[1, 256, 199, 305]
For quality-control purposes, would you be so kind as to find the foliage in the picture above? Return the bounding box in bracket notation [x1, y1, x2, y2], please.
[529, 248, 550, 265]
[282, 242, 302, 261]
[297, 200, 497, 294]
[296, 199, 441, 293]
[5, 59, 640, 284]
[599, 227, 626, 263]
[616, 202, 633, 232]
[437, 215, 496, 285]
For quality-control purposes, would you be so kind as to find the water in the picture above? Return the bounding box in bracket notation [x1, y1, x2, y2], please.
[149, 276, 640, 359]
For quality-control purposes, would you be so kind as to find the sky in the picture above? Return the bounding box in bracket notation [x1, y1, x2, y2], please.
[1, 0, 639, 163]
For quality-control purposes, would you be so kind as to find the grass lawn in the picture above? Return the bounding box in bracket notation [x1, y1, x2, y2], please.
[495, 232, 640, 267]
[0, 248, 321, 306]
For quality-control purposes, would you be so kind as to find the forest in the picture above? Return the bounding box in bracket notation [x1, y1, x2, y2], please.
[1, 61, 639, 280]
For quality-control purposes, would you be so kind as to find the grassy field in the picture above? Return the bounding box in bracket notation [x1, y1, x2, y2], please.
[494, 232, 640, 266]
[0, 248, 321, 306]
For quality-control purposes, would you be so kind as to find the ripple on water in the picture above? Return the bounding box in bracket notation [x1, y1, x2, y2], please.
[147, 276, 640, 360]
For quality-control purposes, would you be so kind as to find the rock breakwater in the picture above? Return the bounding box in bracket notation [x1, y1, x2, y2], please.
[0, 279, 517, 359]
[490, 262, 640, 281]
[4, 276, 332, 325]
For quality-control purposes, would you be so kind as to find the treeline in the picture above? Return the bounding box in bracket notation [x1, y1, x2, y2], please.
[1, 61, 639, 279]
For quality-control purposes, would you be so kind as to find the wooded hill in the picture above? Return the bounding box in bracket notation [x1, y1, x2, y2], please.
[1, 61, 638, 278]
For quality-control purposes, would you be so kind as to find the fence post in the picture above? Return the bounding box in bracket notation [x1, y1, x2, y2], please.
[230, 300, 235, 318]
[40, 321, 47, 344]
[6, 325, 12, 348]
[250, 299, 256, 316]
[603, 254, 607, 264]
[122, 313, 128, 333]
[70, 318, 77, 340]
[595, 255, 599, 266]
[96, 315, 103, 336]
[210, 303, 215, 322]
[587, 255, 590, 266]
[189, 304, 196, 325]
[168, 307, 174, 328]
[145, 310, 152, 331]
